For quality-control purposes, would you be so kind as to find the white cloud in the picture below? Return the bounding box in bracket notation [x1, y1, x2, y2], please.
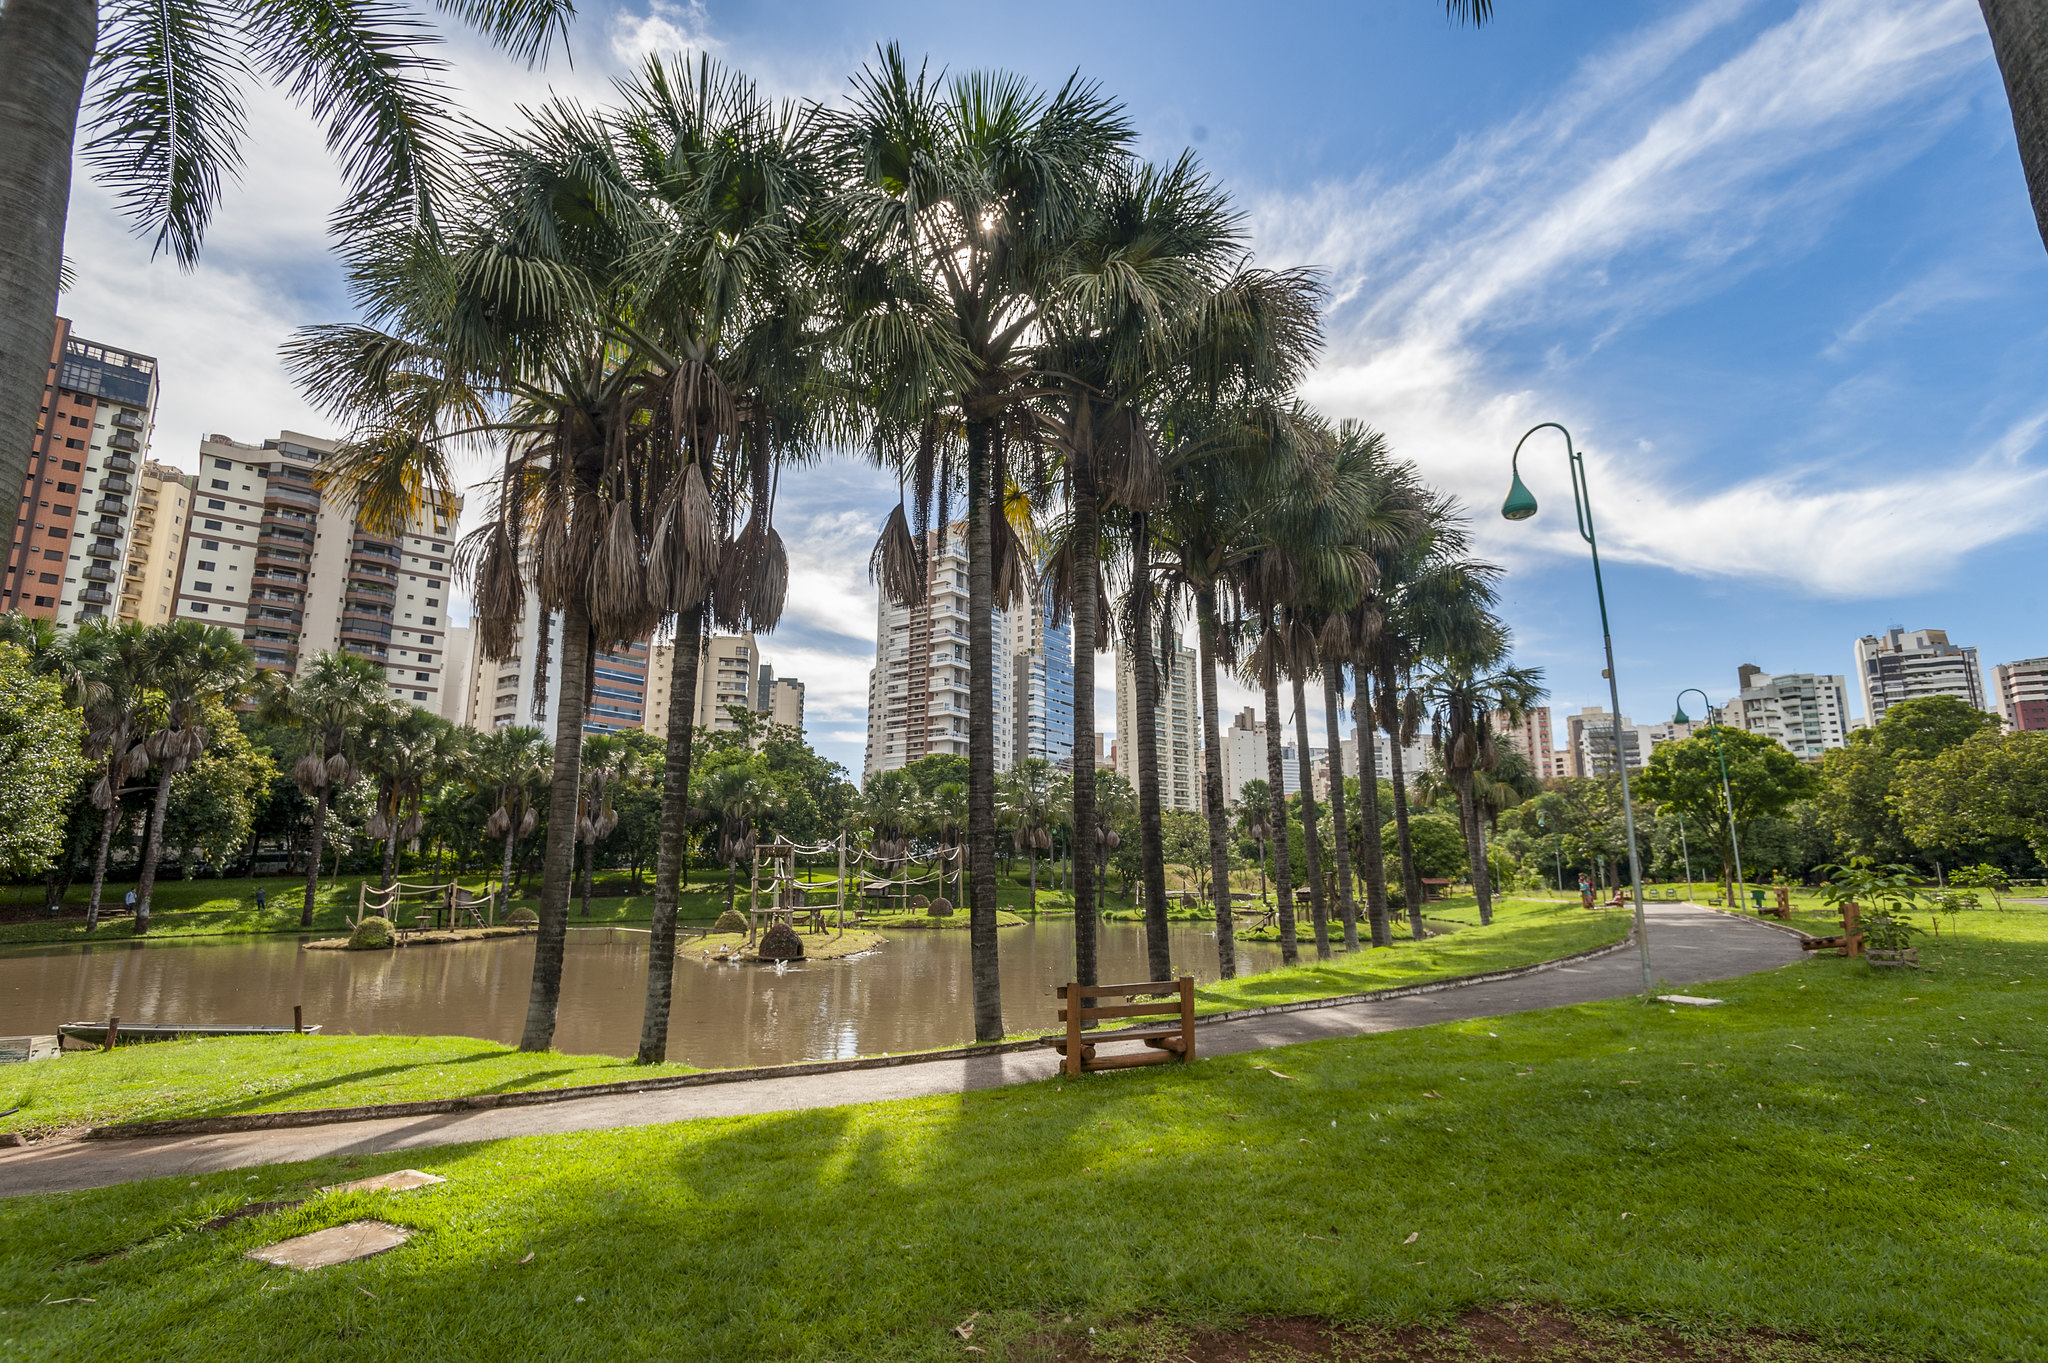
[1254, 0, 2032, 597]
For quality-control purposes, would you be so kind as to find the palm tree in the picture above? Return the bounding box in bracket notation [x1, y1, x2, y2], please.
[694, 760, 782, 915]
[1000, 757, 1063, 915]
[1235, 780, 1274, 907]
[359, 706, 457, 892]
[831, 46, 1134, 1041]
[265, 650, 387, 926]
[0, 0, 577, 527]
[131, 621, 251, 932]
[574, 733, 642, 916]
[923, 778, 969, 908]
[472, 724, 549, 915]
[54, 619, 150, 932]
[1433, 646, 1540, 925]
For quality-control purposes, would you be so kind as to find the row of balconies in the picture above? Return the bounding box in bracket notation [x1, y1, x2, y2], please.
[112, 410, 143, 431]
[83, 563, 115, 583]
[109, 430, 140, 452]
[96, 495, 125, 516]
[80, 585, 111, 605]
[105, 453, 135, 474]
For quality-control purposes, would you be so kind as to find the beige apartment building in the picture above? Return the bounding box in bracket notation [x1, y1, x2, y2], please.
[642, 631, 806, 738]
[118, 459, 190, 623]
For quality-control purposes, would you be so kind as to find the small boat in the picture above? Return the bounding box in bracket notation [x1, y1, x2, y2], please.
[58, 1021, 321, 1046]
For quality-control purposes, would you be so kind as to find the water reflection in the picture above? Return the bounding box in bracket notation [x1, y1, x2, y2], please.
[0, 921, 1284, 1069]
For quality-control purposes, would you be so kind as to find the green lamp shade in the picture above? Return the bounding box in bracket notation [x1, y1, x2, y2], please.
[1501, 471, 1538, 521]
[1672, 706, 1690, 724]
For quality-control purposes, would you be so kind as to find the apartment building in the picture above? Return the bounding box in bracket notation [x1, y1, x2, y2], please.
[5, 320, 159, 623]
[1854, 627, 1986, 724]
[118, 460, 190, 624]
[637, 632, 812, 739]
[173, 431, 463, 711]
[465, 599, 650, 736]
[1493, 705, 1556, 779]
[1010, 594, 1073, 768]
[1992, 656, 2048, 731]
[863, 530, 1022, 777]
[756, 661, 806, 733]
[1564, 705, 1652, 776]
[1731, 665, 1850, 757]
[1114, 629, 1201, 811]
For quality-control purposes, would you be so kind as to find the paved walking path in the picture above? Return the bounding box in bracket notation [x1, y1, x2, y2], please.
[0, 905, 1802, 1198]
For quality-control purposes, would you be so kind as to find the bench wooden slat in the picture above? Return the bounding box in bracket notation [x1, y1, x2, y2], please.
[1058, 1000, 1186, 1022]
[1057, 980, 1186, 998]
[1081, 1051, 1177, 1071]
[1042, 1025, 1183, 1048]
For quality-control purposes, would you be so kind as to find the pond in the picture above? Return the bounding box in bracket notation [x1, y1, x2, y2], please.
[0, 921, 1285, 1069]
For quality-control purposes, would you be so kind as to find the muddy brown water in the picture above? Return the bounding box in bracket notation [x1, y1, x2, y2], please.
[0, 922, 1284, 1069]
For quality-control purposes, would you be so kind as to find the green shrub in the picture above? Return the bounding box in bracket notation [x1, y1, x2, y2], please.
[346, 916, 395, 950]
[505, 907, 539, 926]
[713, 908, 748, 934]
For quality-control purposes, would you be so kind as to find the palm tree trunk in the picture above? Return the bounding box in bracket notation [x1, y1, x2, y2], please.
[1070, 448, 1098, 989]
[301, 788, 329, 927]
[1352, 666, 1391, 948]
[381, 808, 399, 890]
[85, 797, 118, 934]
[1322, 669, 1357, 952]
[1290, 668, 1330, 960]
[0, 0, 93, 514]
[499, 827, 517, 918]
[727, 855, 737, 914]
[1377, 662, 1425, 940]
[1259, 641, 1298, 966]
[639, 600, 704, 1064]
[1457, 771, 1494, 925]
[134, 768, 176, 935]
[579, 839, 595, 916]
[1982, 0, 2048, 254]
[964, 418, 1003, 1041]
[520, 602, 590, 1052]
[1194, 583, 1236, 979]
[1128, 519, 1172, 982]
[1028, 849, 1037, 914]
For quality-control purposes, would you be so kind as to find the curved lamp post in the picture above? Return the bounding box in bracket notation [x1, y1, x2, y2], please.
[1675, 688, 1747, 912]
[1504, 423, 1653, 993]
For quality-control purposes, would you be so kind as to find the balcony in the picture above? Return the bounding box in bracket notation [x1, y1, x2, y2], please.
[348, 581, 396, 602]
[251, 606, 301, 625]
[104, 453, 135, 474]
[353, 541, 399, 560]
[249, 587, 301, 605]
[83, 563, 115, 583]
[265, 482, 320, 509]
[99, 476, 132, 498]
[259, 527, 311, 548]
[263, 506, 314, 526]
[91, 517, 122, 537]
[341, 620, 393, 641]
[342, 643, 388, 663]
[252, 569, 304, 585]
[254, 546, 306, 571]
[349, 562, 398, 582]
[96, 495, 126, 515]
[86, 541, 118, 560]
[80, 586, 111, 605]
[112, 410, 143, 431]
[109, 431, 140, 452]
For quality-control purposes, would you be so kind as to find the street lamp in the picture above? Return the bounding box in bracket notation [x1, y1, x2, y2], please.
[1504, 423, 1654, 993]
[1674, 688, 1747, 913]
[1676, 811, 1693, 893]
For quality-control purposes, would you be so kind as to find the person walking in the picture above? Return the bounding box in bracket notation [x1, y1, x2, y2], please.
[255, 886, 267, 911]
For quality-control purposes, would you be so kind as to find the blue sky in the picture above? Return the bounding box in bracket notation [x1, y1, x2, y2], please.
[55, 0, 2048, 778]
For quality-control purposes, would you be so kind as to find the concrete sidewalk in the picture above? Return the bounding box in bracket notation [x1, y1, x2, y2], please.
[0, 905, 1802, 1198]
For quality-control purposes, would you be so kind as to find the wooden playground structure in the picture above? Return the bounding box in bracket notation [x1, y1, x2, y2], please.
[737, 833, 965, 947]
[353, 879, 489, 932]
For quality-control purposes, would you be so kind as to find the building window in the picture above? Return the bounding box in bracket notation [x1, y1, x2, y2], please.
[415, 671, 429, 681]
[194, 581, 213, 591]
[206, 499, 225, 510]
[196, 560, 215, 572]
[201, 538, 219, 550]
[210, 479, 228, 490]
[60, 460, 80, 472]
[190, 602, 209, 612]
[214, 458, 231, 470]
[412, 690, 427, 701]
[65, 438, 84, 450]
[203, 520, 222, 531]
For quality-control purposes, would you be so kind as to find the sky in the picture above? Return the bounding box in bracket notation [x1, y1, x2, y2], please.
[53, 0, 2048, 780]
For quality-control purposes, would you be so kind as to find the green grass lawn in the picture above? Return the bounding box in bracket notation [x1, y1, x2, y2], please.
[3, 910, 2040, 1359]
[0, 1036, 703, 1137]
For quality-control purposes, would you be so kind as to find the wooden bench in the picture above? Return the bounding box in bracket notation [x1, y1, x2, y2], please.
[1040, 977, 1195, 1076]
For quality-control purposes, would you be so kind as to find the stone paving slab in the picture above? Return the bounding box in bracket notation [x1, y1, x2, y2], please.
[321, 1168, 445, 1195]
[246, 1220, 411, 1270]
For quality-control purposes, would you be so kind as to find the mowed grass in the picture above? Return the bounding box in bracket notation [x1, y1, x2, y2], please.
[0, 1036, 703, 1137]
[5, 913, 2041, 1360]
[1, 899, 1607, 1135]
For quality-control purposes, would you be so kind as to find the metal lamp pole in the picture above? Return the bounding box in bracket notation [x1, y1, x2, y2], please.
[1504, 423, 1654, 993]
[1676, 812, 1693, 895]
[1675, 688, 1746, 913]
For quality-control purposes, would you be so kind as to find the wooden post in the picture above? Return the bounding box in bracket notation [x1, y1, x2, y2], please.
[837, 832, 846, 935]
[1062, 984, 1083, 1078]
[748, 849, 760, 946]
[293, 1004, 303, 1034]
[104, 1016, 118, 1052]
[356, 882, 366, 928]
[1841, 900, 1863, 957]
[1179, 975, 1195, 1061]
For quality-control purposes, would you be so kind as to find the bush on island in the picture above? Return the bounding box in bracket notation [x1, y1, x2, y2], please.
[346, 916, 395, 950]
[713, 907, 748, 935]
[758, 920, 805, 960]
[505, 907, 539, 926]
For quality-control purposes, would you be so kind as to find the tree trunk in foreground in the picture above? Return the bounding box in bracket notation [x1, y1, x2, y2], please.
[1195, 584, 1236, 979]
[1259, 641, 1298, 966]
[1290, 668, 1330, 960]
[1069, 436, 1099, 990]
[1982, 0, 2048, 254]
[1322, 669, 1357, 951]
[639, 601, 704, 1063]
[964, 418, 1003, 1041]
[0, 0, 92, 525]
[1128, 519, 1171, 983]
[521, 603, 590, 1052]
[1352, 666, 1391, 947]
[85, 798, 117, 934]
[134, 767, 175, 935]
[301, 789, 329, 927]
[1457, 771, 1494, 925]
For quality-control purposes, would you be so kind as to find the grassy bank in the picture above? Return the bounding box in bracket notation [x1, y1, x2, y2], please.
[2, 910, 2040, 1359]
[0, 1035, 701, 1138]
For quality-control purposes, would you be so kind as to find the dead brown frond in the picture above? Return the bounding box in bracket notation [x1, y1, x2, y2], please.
[870, 502, 925, 608]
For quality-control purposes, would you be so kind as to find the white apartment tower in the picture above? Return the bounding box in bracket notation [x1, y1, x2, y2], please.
[1854, 628, 1986, 724]
[864, 531, 1017, 777]
[1115, 629, 1201, 811]
[1564, 706, 1652, 776]
[1731, 665, 1849, 757]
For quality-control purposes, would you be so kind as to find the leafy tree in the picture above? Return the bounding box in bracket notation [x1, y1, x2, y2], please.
[261, 649, 388, 924]
[163, 697, 277, 876]
[1895, 731, 2048, 872]
[1861, 696, 1999, 760]
[1818, 697, 1999, 868]
[1387, 813, 1467, 885]
[0, 641, 88, 878]
[1636, 727, 1815, 905]
[132, 622, 253, 932]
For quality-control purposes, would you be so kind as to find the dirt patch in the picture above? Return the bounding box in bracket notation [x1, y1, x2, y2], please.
[1032, 1307, 1896, 1362]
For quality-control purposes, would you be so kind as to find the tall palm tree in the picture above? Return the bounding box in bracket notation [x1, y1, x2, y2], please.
[1421, 649, 1544, 926]
[694, 760, 782, 915]
[131, 621, 251, 932]
[831, 46, 1134, 1041]
[54, 619, 150, 933]
[0, 0, 578, 526]
[574, 732, 641, 916]
[359, 706, 456, 891]
[265, 650, 387, 926]
[473, 723, 549, 913]
[1000, 756, 1062, 915]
